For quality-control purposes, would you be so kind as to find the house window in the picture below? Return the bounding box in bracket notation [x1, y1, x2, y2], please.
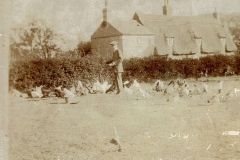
[195, 38, 202, 46]
[167, 37, 174, 46]
[136, 37, 143, 46]
[220, 37, 226, 45]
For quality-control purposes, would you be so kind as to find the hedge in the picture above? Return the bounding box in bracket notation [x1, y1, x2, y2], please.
[123, 54, 240, 82]
[9, 55, 113, 91]
[9, 54, 240, 91]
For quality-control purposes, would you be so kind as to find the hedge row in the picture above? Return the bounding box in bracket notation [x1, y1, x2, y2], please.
[9, 54, 240, 91]
[123, 54, 240, 82]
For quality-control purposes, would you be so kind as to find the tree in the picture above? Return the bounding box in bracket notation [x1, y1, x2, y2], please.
[77, 41, 91, 57]
[11, 19, 62, 59]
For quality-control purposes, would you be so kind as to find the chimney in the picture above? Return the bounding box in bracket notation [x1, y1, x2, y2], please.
[213, 7, 221, 24]
[163, 0, 172, 16]
[102, 0, 108, 22]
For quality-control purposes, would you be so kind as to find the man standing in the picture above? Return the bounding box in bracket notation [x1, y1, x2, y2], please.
[107, 41, 124, 94]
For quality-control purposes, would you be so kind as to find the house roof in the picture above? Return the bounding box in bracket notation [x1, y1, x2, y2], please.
[91, 20, 153, 39]
[111, 20, 153, 35]
[133, 12, 237, 55]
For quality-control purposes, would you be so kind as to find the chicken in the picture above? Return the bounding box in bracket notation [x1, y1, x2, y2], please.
[164, 84, 174, 95]
[182, 84, 190, 97]
[76, 80, 83, 91]
[69, 85, 76, 94]
[207, 94, 220, 103]
[54, 85, 65, 98]
[167, 88, 179, 102]
[214, 80, 224, 94]
[31, 85, 43, 99]
[133, 79, 141, 88]
[63, 88, 75, 97]
[172, 90, 179, 102]
[153, 79, 164, 92]
[202, 83, 208, 93]
[124, 80, 134, 88]
[41, 86, 52, 98]
[124, 86, 133, 95]
[123, 81, 133, 95]
[138, 88, 151, 99]
[193, 84, 202, 95]
[234, 88, 240, 96]
[93, 80, 111, 93]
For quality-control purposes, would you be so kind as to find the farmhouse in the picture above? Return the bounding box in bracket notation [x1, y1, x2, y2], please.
[91, 0, 237, 59]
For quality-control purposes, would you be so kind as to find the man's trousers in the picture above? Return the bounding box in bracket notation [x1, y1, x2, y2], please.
[114, 72, 123, 92]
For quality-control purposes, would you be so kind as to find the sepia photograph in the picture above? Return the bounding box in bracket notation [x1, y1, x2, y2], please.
[1, 0, 240, 159]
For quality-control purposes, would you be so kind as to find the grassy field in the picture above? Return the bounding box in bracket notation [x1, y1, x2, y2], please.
[8, 76, 240, 160]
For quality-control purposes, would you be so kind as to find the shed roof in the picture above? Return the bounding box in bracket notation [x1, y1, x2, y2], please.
[91, 20, 153, 39]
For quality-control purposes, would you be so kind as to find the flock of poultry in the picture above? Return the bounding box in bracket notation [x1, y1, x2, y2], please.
[152, 79, 240, 104]
[23, 78, 240, 104]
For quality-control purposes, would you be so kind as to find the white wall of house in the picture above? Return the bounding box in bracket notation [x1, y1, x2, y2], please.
[122, 35, 155, 59]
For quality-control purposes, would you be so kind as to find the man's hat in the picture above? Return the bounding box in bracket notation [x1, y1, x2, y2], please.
[110, 41, 118, 46]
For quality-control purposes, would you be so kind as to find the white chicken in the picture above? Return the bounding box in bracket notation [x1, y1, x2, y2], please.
[202, 83, 208, 93]
[69, 85, 76, 94]
[31, 85, 43, 99]
[193, 84, 202, 95]
[214, 80, 224, 94]
[234, 88, 240, 96]
[76, 80, 83, 92]
[182, 84, 190, 97]
[93, 80, 111, 93]
[63, 88, 75, 97]
[207, 94, 220, 104]
[138, 88, 151, 99]
[133, 79, 141, 88]
[123, 81, 133, 95]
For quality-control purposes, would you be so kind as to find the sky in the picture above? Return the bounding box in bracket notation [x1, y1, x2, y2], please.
[10, 0, 240, 50]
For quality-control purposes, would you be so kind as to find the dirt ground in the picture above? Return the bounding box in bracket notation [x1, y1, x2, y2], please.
[8, 76, 240, 160]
